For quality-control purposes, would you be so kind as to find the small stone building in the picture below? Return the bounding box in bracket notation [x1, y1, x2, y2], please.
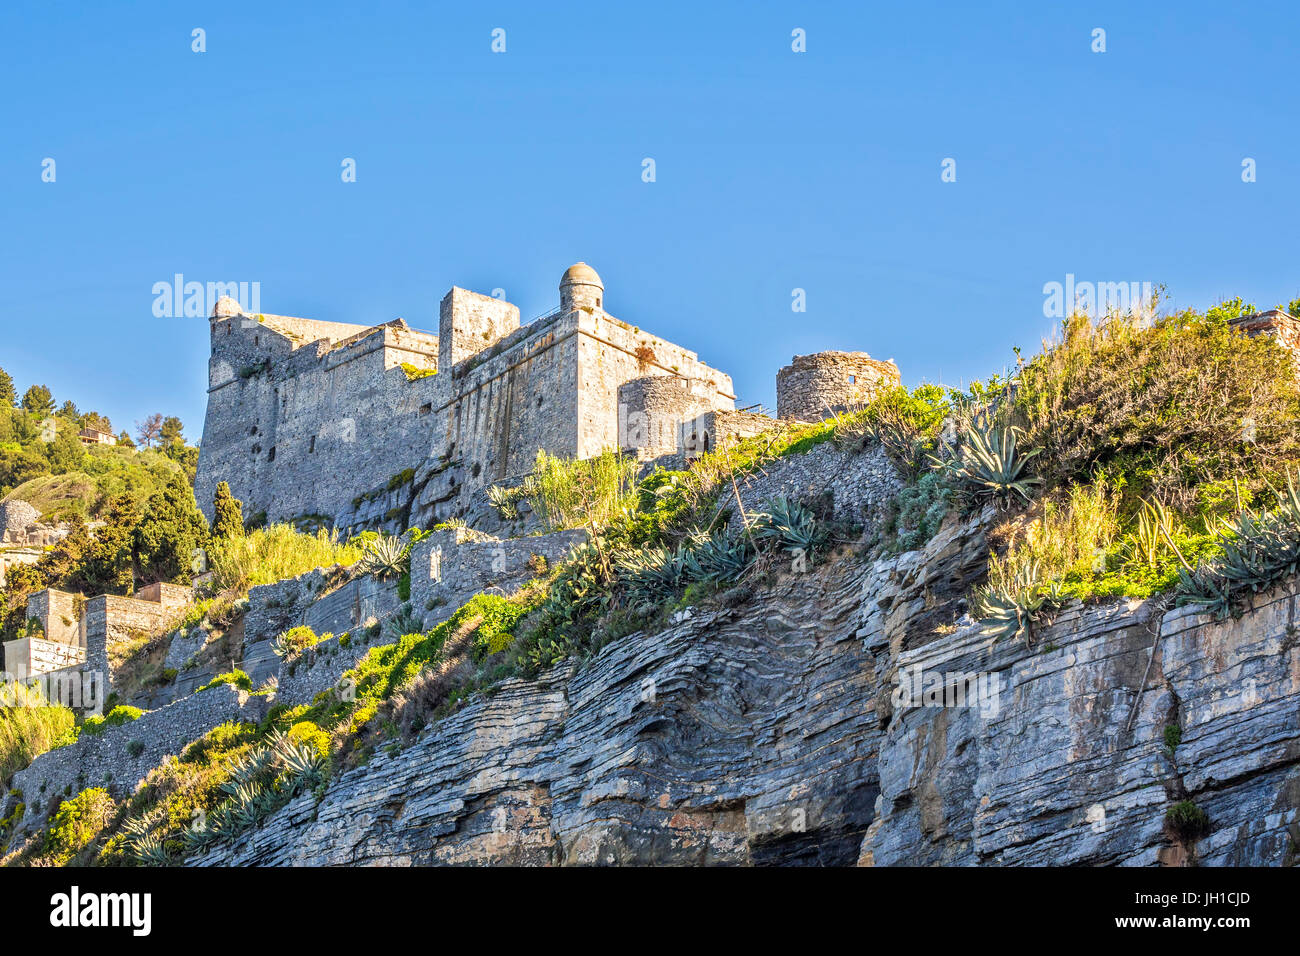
[3, 583, 191, 695]
[776, 351, 901, 423]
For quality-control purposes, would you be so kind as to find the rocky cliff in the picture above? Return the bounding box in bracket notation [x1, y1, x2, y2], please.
[190, 513, 1300, 866]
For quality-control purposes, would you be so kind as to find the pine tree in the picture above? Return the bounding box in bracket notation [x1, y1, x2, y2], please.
[132, 473, 210, 585]
[21, 384, 54, 417]
[212, 481, 245, 540]
[0, 366, 15, 407]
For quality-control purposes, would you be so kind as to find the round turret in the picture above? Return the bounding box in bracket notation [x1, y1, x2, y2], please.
[776, 351, 901, 422]
[560, 262, 604, 312]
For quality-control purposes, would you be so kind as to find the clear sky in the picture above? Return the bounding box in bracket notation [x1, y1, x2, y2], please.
[2, 0, 1297, 444]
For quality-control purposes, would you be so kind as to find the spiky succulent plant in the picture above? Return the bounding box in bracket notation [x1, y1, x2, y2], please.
[752, 496, 827, 557]
[356, 535, 409, 580]
[936, 418, 1041, 506]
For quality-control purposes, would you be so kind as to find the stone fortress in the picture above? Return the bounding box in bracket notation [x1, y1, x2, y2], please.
[4, 262, 906, 718]
[194, 262, 902, 533]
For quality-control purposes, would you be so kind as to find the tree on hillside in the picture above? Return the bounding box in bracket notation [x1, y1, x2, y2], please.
[67, 494, 140, 595]
[0, 446, 48, 497]
[45, 425, 87, 474]
[132, 472, 210, 585]
[59, 400, 80, 422]
[135, 413, 164, 449]
[21, 385, 55, 418]
[0, 367, 15, 407]
[116, 430, 136, 448]
[1289, 297, 1300, 318]
[160, 416, 184, 449]
[212, 481, 245, 540]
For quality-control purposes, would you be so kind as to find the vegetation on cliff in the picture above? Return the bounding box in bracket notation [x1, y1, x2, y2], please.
[6, 295, 1300, 865]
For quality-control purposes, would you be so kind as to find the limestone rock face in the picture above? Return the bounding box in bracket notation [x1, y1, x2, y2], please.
[191, 513, 1300, 867]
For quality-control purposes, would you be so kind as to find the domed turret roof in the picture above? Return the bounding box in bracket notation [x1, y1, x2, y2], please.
[560, 262, 603, 289]
[211, 295, 244, 318]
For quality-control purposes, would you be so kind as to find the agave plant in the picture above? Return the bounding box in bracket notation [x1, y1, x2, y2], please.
[1127, 497, 1176, 568]
[1175, 470, 1300, 618]
[356, 535, 409, 581]
[271, 729, 327, 792]
[122, 816, 171, 867]
[614, 544, 688, 603]
[936, 417, 1041, 507]
[972, 560, 1063, 644]
[682, 531, 752, 584]
[487, 484, 523, 521]
[752, 496, 828, 557]
[385, 606, 425, 640]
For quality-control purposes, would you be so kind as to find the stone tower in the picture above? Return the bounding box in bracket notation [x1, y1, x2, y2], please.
[560, 262, 604, 312]
[776, 350, 901, 422]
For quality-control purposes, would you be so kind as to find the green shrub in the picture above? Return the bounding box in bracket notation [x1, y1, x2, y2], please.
[886, 471, 954, 552]
[986, 483, 1118, 597]
[837, 383, 951, 476]
[42, 787, 116, 865]
[272, 626, 323, 659]
[1163, 724, 1182, 752]
[1166, 800, 1210, 839]
[1014, 308, 1300, 512]
[286, 720, 330, 759]
[197, 670, 253, 693]
[523, 448, 639, 532]
[80, 705, 144, 736]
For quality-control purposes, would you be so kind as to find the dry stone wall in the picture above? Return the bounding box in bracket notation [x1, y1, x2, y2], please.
[8, 685, 267, 841]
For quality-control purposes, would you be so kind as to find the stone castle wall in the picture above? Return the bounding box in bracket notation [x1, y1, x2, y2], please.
[197, 268, 736, 533]
[196, 315, 442, 526]
[776, 351, 901, 422]
[617, 375, 721, 459]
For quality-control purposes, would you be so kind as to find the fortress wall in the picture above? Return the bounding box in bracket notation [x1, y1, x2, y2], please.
[260, 313, 377, 347]
[1, 637, 85, 681]
[198, 315, 443, 524]
[26, 588, 81, 645]
[776, 351, 901, 423]
[574, 310, 734, 459]
[617, 375, 721, 459]
[84, 594, 182, 693]
[438, 314, 581, 491]
[440, 288, 521, 371]
[264, 338, 441, 522]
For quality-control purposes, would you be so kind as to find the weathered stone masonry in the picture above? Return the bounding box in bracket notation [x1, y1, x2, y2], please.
[195, 264, 737, 531]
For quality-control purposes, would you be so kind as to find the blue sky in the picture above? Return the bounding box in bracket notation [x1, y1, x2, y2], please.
[2, 0, 1297, 443]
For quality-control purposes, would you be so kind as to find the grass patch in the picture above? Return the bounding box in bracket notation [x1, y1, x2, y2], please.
[0, 683, 76, 784]
[207, 524, 363, 594]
